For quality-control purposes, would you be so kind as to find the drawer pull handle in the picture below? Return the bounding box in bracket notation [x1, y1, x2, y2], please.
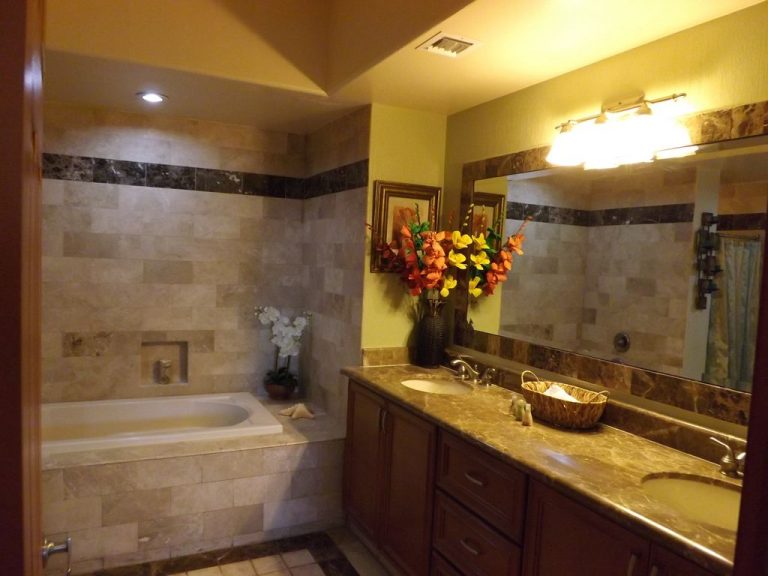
[464, 471, 486, 486]
[460, 538, 481, 556]
[649, 567, 658, 576]
[626, 553, 638, 576]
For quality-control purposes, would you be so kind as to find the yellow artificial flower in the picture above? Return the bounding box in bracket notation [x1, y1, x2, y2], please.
[469, 276, 482, 298]
[472, 233, 489, 251]
[448, 250, 467, 269]
[440, 275, 457, 298]
[470, 251, 490, 269]
[451, 231, 472, 249]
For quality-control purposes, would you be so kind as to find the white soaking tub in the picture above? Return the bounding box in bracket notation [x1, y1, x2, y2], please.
[42, 392, 283, 454]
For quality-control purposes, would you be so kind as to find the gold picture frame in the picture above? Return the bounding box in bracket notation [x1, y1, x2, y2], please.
[370, 180, 441, 273]
[472, 191, 506, 248]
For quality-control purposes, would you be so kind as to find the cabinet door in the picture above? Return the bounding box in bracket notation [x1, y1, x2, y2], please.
[649, 545, 715, 576]
[344, 381, 387, 540]
[380, 402, 437, 576]
[523, 480, 649, 576]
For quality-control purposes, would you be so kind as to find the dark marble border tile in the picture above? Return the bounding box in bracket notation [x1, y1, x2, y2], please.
[81, 531, 358, 576]
[304, 160, 369, 199]
[719, 212, 766, 231]
[506, 201, 694, 227]
[146, 163, 196, 190]
[42, 153, 94, 181]
[195, 168, 243, 194]
[93, 158, 146, 186]
[42, 154, 369, 200]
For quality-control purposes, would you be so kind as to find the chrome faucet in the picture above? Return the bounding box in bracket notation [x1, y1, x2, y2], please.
[709, 437, 746, 478]
[451, 357, 479, 381]
[450, 357, 497, 386]
[155, 359, 173, 384]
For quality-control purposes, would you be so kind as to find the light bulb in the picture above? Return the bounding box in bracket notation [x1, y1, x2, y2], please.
[137, 92, 167, 104]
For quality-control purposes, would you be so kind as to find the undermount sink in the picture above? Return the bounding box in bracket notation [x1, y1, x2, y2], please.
[641, 473, 741, 531]
[401, 378, 472, 395]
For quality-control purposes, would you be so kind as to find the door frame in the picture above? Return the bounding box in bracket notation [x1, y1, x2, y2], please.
[0, 0, 44, 574]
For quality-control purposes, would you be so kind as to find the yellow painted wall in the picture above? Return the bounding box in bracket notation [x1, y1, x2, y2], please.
[362, 104, 447, 348]
[445, 1, 768, 333]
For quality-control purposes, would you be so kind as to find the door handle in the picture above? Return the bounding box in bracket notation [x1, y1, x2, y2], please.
[42, 537, 71, 574]
[626, 553, 638, 576]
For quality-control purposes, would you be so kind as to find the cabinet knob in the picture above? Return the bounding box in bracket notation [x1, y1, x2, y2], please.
[649, 566, 659, 576]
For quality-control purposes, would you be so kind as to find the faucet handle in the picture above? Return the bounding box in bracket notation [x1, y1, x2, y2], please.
[709, 436, 741, 478]
[481, 367, 497, 386]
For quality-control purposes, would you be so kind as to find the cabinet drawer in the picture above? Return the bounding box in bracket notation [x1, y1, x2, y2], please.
[433, 491, 521, 576]
[431, 552, 463, 576]
[437, 431, 527, 542]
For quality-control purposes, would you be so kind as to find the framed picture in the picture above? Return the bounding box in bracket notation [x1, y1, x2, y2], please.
[371, 180, 441, 273]
[472, 191, 506, 248]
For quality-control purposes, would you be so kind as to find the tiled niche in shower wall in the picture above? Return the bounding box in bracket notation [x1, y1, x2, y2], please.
[42, 102, 369, 416]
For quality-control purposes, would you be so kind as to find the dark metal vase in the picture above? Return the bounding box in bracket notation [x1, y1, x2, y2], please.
[415, 299, 447, 368]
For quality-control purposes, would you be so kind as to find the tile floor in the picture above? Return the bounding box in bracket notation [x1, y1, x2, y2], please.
[81, 528, 390, 576]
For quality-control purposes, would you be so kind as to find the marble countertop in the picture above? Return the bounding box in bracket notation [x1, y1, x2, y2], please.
[342, 364, 740, 576]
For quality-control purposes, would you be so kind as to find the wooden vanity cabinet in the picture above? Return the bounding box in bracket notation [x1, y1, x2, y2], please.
[432, 431, 526, 576]
[344, 381, 436, 576]
[523, 480, 717, 576]
[344, 379, 719, 576]
[648, 545, 717, 576]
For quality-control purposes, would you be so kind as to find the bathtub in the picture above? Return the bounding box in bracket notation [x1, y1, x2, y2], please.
[42, 392, 283, 454]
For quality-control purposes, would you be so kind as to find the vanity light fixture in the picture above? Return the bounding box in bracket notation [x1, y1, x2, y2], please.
[136, 91, 167, 104]
[547, 93, 697, 170]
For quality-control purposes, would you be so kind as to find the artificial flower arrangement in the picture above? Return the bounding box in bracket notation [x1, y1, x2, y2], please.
[255, 306, 309, 399]
[373, 205, 531, 302]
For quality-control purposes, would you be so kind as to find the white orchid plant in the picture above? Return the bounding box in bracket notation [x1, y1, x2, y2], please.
[255, 306, 309, 386]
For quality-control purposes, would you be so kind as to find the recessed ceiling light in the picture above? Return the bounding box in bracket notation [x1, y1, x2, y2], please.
[137, 92, 167, 104]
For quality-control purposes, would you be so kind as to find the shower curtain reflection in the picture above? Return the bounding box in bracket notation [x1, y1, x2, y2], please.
[705, 235, 763, 391]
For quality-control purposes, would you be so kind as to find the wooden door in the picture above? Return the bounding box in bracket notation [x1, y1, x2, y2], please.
[380, 402, 436, 576]
[0, 0, 44, 574]
[523, 480, 648, 576]
[344, 381, 387, 540]
[649, 545, 715, 576]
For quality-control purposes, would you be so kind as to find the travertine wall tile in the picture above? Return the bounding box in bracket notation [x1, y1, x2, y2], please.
[43, 496, 102, 533]
[135, 457, 202, 489]
[63, 463, 139, 497]
[102, 488, 172, 526]
[171, 480, 234, 515]
[199, 450, 264, 482]
[202, 504, 264, 539]
[69, 523, 138, 561]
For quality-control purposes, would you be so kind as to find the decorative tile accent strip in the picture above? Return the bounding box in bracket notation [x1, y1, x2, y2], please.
[469, 331, 749, 426]
[42, 153, 94, 182]
[507, 201, 694, 226]
[78, 531, 358, 576]
[718, 212, 766, 231]
[304, 160, 369, 198]
[146, 163, 196, 190]
[42, 153, 369, 200]
[507, 202, 590, 226]
[93, 158, 146, 186]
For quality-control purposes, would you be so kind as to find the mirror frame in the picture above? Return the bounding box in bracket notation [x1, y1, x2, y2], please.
[454, 98, 768, 426]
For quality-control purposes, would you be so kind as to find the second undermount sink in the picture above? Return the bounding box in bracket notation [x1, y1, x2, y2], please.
[641, 473, 741, 531]
[401, 378, 472, 395]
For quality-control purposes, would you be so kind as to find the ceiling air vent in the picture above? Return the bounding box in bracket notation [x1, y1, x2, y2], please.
[417, 32, 480, 58]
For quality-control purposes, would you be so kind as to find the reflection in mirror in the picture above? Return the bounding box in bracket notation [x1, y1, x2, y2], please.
[473, 142, 767, 393]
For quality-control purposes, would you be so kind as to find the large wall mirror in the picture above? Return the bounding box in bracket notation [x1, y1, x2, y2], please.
[456, 101, 768, 427]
